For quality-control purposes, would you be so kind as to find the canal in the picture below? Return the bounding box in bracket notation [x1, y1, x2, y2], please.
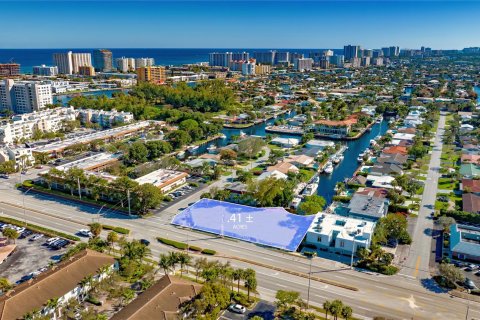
[316, 120, 389, 204]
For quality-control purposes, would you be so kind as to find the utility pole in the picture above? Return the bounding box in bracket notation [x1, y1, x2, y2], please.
[77, 177, 81, 199]
[127, 189, 131, 215]
[350, 238, 357, 269]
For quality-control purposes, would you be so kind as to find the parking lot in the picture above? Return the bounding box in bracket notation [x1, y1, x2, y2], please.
[219, 301, 276, 320]
[454, 261, 480, 289]
[0, 227, 70, 285]
[157, 181, 205, 211]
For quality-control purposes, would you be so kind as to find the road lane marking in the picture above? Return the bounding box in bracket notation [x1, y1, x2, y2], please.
[413, 256, 421, 278]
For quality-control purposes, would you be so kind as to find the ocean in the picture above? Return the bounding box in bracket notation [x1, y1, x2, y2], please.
[0, 48, 343, 73]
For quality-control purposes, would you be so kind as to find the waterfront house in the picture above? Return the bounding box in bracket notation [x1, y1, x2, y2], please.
[344, 193, 389, 221]
[348, 175, 367, 186]
[305, 139, 335, 150]
[270, 137, 300, 148]
[304, 213, 375, 256]
[313, 116, 358, 138]
[377, 153, 408, 166]
[356, 187, 389, 198]
[450, 224, 480, 263]
[462, 193, 480, 214]
[382, 146, 409, 156]
[366, 174, 397, 190]
[285, 154, 315, 168]
[369, 163, 404, 176]
[0, 249, 115, 320]
[258, 169, 288, 181]
[266, 162, 299, 175]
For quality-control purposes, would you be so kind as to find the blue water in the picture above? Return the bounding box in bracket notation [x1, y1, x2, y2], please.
[316, 120, 389, 203]
[475, 86, 480, 104]
[0, 48, 343, 73]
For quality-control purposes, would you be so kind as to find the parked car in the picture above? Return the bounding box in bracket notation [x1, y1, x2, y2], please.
[29, 233, 44, 241]
[140, 239, 150, 246]
[19, 230, 33, 239]
[0, 174, 9, 179]
[228, 304, 246, 314]
[475, 271, 480, 277]
[45, 237, 60, 246]
[465, 278, 477, 290]
[465, 266, 475, 272]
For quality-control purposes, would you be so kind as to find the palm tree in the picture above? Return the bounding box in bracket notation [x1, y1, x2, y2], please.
[159, 253, 172, 275]
[106, 231, 118, 254]
[232, 269, 244, 293]
[328, 299, 344, 320]
[177, 252, 192, 277]
[3, 228, 19, 244]
[341, 305, 353, 320]
[168, 252, 180, 273]
[89, 223, 102, 238]
[45, 297, 60, 319]
[323, 300, 331, 319]
[243, 268, 257, 301]
[193, 257, 207, 281]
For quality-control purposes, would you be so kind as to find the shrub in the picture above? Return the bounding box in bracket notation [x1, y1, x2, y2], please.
[85, 296, 102, 306]
[189, 245, 202, 252]
[201, 248, 216, 255]
[332, 195, 352, 203]
[156, 237, 188, 250]
[379, 265, 399, 275]
[0, 217, 80, 241]
[189, 182, 199, 187]
[101, 225, 130, 235]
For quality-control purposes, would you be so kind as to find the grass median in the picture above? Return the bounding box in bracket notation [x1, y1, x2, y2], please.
[0, 216, 80, 241]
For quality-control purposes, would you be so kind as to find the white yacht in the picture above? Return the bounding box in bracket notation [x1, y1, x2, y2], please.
[324, 162, 334, 174]
[207, 144, 217, 153]
[302, 183, 319, 196]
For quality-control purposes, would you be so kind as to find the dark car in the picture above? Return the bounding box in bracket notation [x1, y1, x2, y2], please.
[465, 278, 477, 290]
[19, 230, 33, 239]
[140, 239, 150, 246]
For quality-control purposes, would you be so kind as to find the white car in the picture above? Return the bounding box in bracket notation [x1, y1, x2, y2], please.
[78, 229, 93, 238]
[228, 304, 246, 314]
[45, 237, 60, 245]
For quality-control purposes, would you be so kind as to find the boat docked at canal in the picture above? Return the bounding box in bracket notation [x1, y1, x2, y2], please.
[376, 116, 383, 123]
[302, 182, 319, 196]
[207, 144, 217, 154]
[324, 162, 334, 174]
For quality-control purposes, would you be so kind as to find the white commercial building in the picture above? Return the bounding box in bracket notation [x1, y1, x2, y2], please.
[135, 169, 188, 193]
[0, 106, 76, 144]
[0, 79, 53, 114]
[116, 57, 136, 72]
[78, 109, 134, 128]
[241, 61, 256, 76]
[71, 53, 92, 74]
[304, 213, 375, 255]
[33, 65, 59, 77]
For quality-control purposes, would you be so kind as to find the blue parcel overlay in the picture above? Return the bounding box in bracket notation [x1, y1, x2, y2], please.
[171, 198, 315, 251]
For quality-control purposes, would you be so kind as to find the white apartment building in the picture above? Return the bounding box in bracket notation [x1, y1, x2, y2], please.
[71, 53, 92, 74]
[53, 51, 73, 74]
[115, 57, 136, 72]
[0, 146, 35, 169]
[0, 79, 53, 114]
[53, 51, 93, 74]
[33, 65, 59, 76]
[135, 58, 155, 68]
[304, 213, 375, 255]
[242, 61, 256, 76]
[0, 106, 76, 144]
[294, 58, 314, 72]
[78, 109, 134, 128]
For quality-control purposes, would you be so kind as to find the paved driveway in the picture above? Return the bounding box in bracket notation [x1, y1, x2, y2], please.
[219, 301, 276, 320]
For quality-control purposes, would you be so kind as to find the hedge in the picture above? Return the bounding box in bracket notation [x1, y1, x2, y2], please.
[157, 237, 188, 250]
[388, 204, 409, 214]
[440, 209, 480, 225]
[201, 248, 216, 255]
[0, 216, 80, 241]
[101, 225, 130, 235]
[157, 237, 216, 255]
[332, 195, 352, 203]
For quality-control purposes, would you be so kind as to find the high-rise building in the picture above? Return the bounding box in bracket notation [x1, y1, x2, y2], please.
[253, 51, 276, 65]
[351, 57, 362, 68]
[289, 53, 304, 64]
[329, 55, 344, 67]
[209, 52, 233, 67]
[362, 49, 373, 58]
[361, 57, 371, 67]
[372, 57, 384, 66]
[115, 57, 136, 72]
[372, 50, 383, 58]
[78, 66, 96, 77]
[320, 57, 330, 69]
[294, 58, 314, 71]
[53, 51, 73, 74]
[93, 49, 113, 72]
[323, 50, 334, 57]
[232, 52, 249, 61]
[0, 79, 52, 114]
[382, 46, 400, 58]
[33, 65, 58, 77]
[0, 64, 20, 77]
[241, 59, 256, 75]
[135, 58, 155, 68]
[344, 45, 361, 61]
[255, 64, 271, 75]
[275, 52, 290, 64]
[136, 66, 166, 83]
[71, 53, 92, 74]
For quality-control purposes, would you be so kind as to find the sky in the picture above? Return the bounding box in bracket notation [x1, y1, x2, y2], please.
[1, 1, 479, 49]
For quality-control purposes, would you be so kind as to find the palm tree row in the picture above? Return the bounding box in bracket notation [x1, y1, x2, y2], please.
[322, 299, 353, 320]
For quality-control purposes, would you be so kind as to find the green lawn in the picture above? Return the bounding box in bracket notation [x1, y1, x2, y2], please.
[438, 177, 458, 190]
[435, 200, 449, 211]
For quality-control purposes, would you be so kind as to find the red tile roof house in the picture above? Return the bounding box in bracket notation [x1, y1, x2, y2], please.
[461, 179, 480, 194]
[461, 154, 480, 164]
[462, 193, 480, 214]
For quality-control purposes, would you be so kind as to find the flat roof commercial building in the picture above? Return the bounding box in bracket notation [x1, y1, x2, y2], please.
[304, 213, 375, 255]
[0, 63, 20, 77]
[137, 66, 166, 84]
[450, 224, 480, 263]
[135, 169, 188, 193]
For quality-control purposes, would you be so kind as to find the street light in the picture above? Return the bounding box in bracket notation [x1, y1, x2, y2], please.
[306, 251, 317, 309]
[22, 187, 33, 227]
[350, 237, 357, 269]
